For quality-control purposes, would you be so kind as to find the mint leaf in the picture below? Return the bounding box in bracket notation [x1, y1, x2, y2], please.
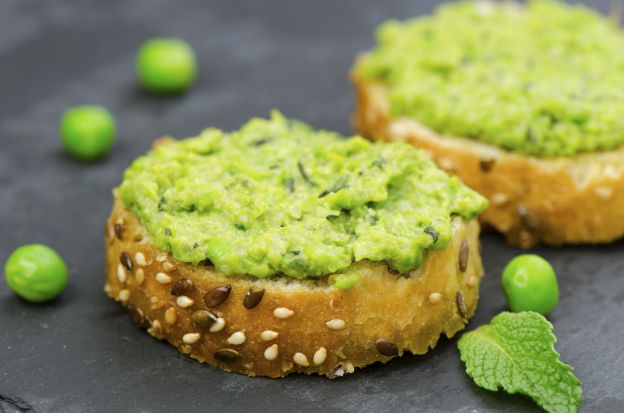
[458, 312, 582, 413]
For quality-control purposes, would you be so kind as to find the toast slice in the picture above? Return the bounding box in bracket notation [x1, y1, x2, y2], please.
[352, 70, 624, 247]
[105, 193, 483, 378]
[104, 113, 487, 378]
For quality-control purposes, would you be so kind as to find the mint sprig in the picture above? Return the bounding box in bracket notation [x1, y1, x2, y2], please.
[458, 311, 582, 413]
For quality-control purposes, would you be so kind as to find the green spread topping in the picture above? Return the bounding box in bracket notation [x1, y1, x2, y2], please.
[119, 112, 487, 279]
[356, 0, 624, 157]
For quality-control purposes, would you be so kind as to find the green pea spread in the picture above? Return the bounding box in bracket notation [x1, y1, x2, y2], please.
[356, 0, 624, 157]
[119, 112, 487, 279]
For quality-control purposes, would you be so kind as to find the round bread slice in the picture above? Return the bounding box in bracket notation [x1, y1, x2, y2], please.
[105, 192, 483, 378]
[352, 67, 624, 248]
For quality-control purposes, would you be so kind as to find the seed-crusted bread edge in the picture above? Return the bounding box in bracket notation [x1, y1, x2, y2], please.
[352, 56, 624, 248]
[105, 192, 483, 378]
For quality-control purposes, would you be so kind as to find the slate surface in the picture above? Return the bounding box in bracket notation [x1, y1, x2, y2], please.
[0, 1, 622, 412]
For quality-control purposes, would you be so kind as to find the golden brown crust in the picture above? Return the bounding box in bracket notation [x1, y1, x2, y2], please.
[352, 61, 624, 247]
[105, 193, 483, 378]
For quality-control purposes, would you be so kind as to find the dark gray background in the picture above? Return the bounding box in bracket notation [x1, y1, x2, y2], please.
[0, 0, 622, 412]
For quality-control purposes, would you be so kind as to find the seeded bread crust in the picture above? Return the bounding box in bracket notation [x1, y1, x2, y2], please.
[105, 193, 483, 378]
[352, 60, 624, 248]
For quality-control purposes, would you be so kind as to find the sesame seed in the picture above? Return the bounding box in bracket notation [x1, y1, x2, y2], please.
[273, 307, 294, 319]
[156, 253, 167, 262]
[114, 221, 125, 240]
[191, 310, 218, 329]
[117, 264, 127, 283]
[134, 252, 147, 266]
[149, 320, 162, 336]
[467, 275, 477, 288]
[517, 205, 537, 230]
[227, 331, 246, 345]
[456, 291, 467, 321]
[329, 298, 345, 311]
[120, 252, 133, 271]
[243, 287, 265, 309]
[118, 289, 130, 302]
[429, 292, 443, 304]
[325, 319, 345, 330]
[264, 344, 279, 361]
[459, 239, 469, 272]
[176, 295, 194, 308]
[209, 317, 226, 332]
[126, 305, 147, 327]
[106, 223, 115, 240]
[155, 272, 172, 284]
[329, 365, 345, 379]
[293, 353, 309, 367]
[104, 283, 112, 294]
[438, 157, 455, 171]
[389, 121, 415, 136]
[182, 333, 201, 344]
[594, 186, 613, 200]
[491, 193, 509, 206]
[165, 307, 177, 325]
[344, 362, 355, 373]
[214, 348, 240, 362]
[604, 165, 619, 177]
[134, 268, 145, 285]
[163, 262, 175, 272]
[170, 278, 193, 296]
[313, 347, 327, 365]
[260, 330, 279, 341]
[479, 158, 496, 172]
[376, 339, 398, 356]
[203, 285, 231, 308]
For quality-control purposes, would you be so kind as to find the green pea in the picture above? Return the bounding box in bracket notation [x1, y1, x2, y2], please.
[501, 254, 559, 315]
[4, 244, 69, 303]
[60, 105, 116, 160]
[136, 38, 197, 94]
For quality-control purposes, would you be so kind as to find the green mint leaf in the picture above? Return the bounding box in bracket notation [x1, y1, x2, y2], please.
[458, 311, 582, 413]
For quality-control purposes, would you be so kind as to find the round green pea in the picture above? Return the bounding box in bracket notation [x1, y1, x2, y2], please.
[136, 38, 197, 94]
[501, 254, 559, 315]
[4, 244, 69, 303]
[60, 105, 116, 160]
